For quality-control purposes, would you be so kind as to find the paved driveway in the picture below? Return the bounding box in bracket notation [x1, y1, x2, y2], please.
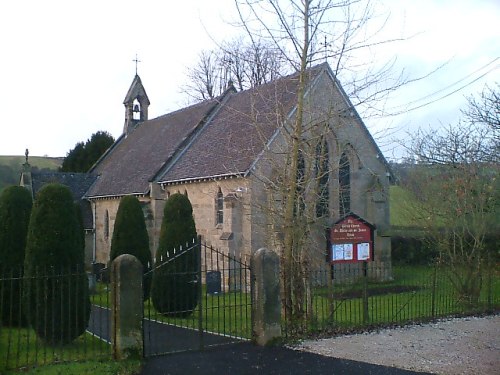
[88, 306, 431, 374]
[140, 342, 432, 375]
[87, 305, 242, 355]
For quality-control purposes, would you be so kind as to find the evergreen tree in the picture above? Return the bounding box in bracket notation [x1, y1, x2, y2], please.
[110, 195, 152, 300]
[151, 193, 198, 316]
[23, 183, 90, 344]
[74, 203, 87, 267]
[85, 131, 115, 169]
[0, 186, 32, 326]
[60, 142, 86, 172]
[61, 131, 114, 172]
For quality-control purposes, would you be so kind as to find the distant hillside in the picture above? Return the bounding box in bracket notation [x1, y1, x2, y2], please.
[0, 155, 63, 193]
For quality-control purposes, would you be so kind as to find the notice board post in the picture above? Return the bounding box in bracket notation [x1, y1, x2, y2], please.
[328, 213, 375, 324]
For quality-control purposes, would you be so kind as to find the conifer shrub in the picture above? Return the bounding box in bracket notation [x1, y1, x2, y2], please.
[74, 203, 88, 268]
[0, 186, 32, 326]
[110, 195, 152, 300]
[151, 193, 199, 316]
[23, 183, 90, 344]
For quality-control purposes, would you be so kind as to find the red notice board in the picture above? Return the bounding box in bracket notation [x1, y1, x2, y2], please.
[328, 213, 375, 263]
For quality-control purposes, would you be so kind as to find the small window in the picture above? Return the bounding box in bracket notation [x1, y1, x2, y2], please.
[104, 210, 110, 240]
[216, 188, 223, 225]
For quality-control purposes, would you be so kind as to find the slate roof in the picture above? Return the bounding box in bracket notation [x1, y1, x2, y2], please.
[31, 172, 97, 229]
[86, 64, 326, 197]
[158, 69, 303, 183]
[86, 99, 219, 197]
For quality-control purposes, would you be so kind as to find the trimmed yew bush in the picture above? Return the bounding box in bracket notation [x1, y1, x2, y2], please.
[110, 195, 152, 300]
[0, 186, 32, 326]
[23, 183, 90, 344]
[151, 193, 198, 316]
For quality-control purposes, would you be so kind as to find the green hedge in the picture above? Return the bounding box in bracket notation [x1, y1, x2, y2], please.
[151, 193, 198, 316]
[391, 229, 500, 265]
[0, 186, 32, 326]
[23, 183, 90, 344]
[110, 195, 152, 300]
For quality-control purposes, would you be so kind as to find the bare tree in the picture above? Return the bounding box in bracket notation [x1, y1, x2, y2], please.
[463, 83, 500, 149]
[404, 115, 499, 306]
[184, 50, 222, 101]
[183, 38, 287, 101]
[230, 0, 402, 331]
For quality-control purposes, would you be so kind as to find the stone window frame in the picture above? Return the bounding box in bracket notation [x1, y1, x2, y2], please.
[215, 187, 224, 226]
[104, 209, 110, 241]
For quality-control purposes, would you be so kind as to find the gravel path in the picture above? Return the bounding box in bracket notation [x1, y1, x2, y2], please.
[293, 315, 499, 375]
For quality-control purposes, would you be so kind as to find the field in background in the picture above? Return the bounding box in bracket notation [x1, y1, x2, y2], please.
[0, 155, 63, 192]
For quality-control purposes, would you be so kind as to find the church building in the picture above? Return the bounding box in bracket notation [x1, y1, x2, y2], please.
[83, 62, 392, 274]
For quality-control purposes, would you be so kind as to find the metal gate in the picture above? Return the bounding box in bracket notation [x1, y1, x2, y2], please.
[143, 237, 252, 356]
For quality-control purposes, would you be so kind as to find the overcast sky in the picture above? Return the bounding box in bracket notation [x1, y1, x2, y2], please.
[1, 0, 498, 161]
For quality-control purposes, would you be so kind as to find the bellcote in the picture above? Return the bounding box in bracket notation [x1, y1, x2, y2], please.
[123, 74, 150, 134]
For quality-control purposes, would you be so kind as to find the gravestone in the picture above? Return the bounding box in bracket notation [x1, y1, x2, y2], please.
[206, 270, 221, 294]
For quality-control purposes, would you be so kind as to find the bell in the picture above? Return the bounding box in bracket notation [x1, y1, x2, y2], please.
[133, 104, 140, 112]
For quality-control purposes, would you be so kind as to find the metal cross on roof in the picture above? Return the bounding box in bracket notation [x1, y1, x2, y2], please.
[133, 54, 141, 75]
[322, 36, 331, 62]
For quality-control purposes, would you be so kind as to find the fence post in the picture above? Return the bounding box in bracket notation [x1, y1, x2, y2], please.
[197, 235, 204, 350]
[111, 254, 143, 360]
[431, 263, 437, 317]
[362, 261, 369, 324]
[251, 248, 281, 346]
[486, 262, 492, 311]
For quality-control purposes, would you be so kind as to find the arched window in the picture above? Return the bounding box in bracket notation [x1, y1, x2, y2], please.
[316, 139, 329, 218]
[104, 210, 110, 240]
[216, 187, 223, 225]
[339, 152, 351, 217]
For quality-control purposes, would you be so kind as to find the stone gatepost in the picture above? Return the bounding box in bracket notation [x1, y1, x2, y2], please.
[251, 248, 281, 345]
[111, 254, 143, 359]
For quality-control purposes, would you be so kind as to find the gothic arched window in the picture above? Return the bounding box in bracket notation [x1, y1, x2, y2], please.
[339, 152, 351, 217]
[104, 210, 110, 240]
[216, 187, 224, 225]
[316, 139, 329, 218]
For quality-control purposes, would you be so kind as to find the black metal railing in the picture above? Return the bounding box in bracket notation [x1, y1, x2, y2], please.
[0, 266, 111, 372]
[281, 262, 499, 338]
[143, 238, 252, 356]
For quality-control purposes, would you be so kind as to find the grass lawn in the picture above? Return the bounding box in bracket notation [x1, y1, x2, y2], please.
[90, 284, 252, 339]
[3, 359, 141, 375]
[91, 264, 499, 339]
[0, 328, 111, 373]
[288, 264, 500, 333]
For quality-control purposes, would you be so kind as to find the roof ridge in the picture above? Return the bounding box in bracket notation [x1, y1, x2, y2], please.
[147, 97, 221, 123]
